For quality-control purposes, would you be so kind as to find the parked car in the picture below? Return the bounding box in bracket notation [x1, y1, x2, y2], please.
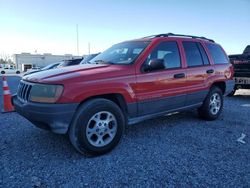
[26, 67, 41, 73]
[24, 67, 41, 75]
[23, 62, 60, 76]
[228, 45, 250, 96]
[57, 58, 83, 67]
[12, 33, 234, 155]
[1, 67, 21, 74]
[80, 53, 100, 64]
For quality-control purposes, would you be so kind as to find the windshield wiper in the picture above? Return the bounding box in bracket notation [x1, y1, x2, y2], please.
[81, 61, 91, 64]
[94, 60, 114, 64]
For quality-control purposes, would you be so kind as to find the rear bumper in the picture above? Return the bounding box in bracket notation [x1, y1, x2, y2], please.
[12, 95, 78, 134]
[225, 80, 235, 95]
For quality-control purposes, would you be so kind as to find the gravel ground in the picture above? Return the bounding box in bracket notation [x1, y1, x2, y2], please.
[0, 76, 250, 187]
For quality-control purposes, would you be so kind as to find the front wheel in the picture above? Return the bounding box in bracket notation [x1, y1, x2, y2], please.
[69, 99, 125, 155]
[1, 71, 5, 74]
[198, 86, 223, 121]
[16, 71, 20, 74]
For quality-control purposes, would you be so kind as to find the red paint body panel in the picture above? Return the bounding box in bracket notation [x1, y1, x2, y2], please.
[22, 36, 233, 107]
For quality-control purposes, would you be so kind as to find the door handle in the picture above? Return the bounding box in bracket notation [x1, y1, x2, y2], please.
[174, 73, 185, 79]
[206, 69, 214, 74]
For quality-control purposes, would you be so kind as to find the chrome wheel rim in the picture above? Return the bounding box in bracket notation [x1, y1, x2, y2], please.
[86, 111, 117, 147]
[209, 93, 221, 115]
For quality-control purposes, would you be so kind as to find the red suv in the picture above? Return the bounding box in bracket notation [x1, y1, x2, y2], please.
[12, 33, 235, 155]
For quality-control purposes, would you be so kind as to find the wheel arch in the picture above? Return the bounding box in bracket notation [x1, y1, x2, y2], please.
[76, 93, 128, 116]
[211, 81, 226, 94]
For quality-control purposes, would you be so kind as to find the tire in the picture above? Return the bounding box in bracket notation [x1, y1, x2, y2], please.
[69, 98, 125, 155]
[16, 71, 20, 74]
[198, 86, 223, 121]
[1, 71, 5, 74]
[227, 89, 236, 97]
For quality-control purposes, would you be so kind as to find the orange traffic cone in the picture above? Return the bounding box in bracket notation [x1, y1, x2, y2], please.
[2, 76, 15, 113]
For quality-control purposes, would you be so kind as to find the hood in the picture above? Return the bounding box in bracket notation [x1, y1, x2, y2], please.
[23, 64, 111, 83]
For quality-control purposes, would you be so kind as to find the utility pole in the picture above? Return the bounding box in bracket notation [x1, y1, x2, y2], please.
[88, 42, 90, 55]
[76, 24, 79, 56]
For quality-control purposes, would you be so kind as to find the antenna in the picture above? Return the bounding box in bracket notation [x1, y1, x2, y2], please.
[88, 42, 90, 55]
[76, 24, 79, 55]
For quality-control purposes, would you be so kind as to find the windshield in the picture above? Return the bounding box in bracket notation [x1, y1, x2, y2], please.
[89, 41, 150, 65]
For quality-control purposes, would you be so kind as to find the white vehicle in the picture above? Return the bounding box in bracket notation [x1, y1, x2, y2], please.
[0, 67, 21, 74]
[26, 67, 41, 73]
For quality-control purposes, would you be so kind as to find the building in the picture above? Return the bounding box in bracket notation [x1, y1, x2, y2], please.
[13, 53, 82, 72]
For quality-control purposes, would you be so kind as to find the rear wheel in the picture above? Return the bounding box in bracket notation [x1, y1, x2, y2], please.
[198, 86, 223, 120]
[1, 71, 5, 74]
[16, 71, 20, 74]
[69, 98, 125, 155]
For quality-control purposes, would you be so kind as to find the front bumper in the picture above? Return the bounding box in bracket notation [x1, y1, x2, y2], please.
[12, 95, 78, 134]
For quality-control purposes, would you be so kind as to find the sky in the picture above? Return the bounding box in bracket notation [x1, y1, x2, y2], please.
[0, 0, 249, 57]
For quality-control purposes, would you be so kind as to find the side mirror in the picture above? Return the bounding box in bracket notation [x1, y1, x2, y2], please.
[143, 59, 165, 72]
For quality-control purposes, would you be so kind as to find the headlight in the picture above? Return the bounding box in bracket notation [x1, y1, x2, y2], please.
[29, 84, 64, 103]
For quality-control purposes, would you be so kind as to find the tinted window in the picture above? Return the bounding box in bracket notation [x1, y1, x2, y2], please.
[206, 43, 228, 64]
[183, 42, 203, 67]
[145, 41, 181, 70]
[197, 43, 210, 65]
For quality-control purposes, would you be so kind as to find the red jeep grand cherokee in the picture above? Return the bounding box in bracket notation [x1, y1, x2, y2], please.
[12, 33, 235, 155]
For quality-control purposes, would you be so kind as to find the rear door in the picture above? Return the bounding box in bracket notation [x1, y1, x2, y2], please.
[135, 40, 187, 116]
[182, 41, 212, 106]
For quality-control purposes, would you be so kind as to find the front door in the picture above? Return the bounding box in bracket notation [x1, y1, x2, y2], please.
[135, 40, 187, 116]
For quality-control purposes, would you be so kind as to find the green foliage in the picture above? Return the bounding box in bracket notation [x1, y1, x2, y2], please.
[0, 58, 14, 65]
[0, 58, 6, 64]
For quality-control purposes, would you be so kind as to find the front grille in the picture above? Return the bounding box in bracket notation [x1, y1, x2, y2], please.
[17, 81, 32, 102]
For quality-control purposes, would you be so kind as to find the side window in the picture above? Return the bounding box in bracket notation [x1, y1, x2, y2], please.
[183, 41, 203, 67]
[197, 43, 210, 65]
[206, 43, 228, 64]
[145, 41, 181, 70]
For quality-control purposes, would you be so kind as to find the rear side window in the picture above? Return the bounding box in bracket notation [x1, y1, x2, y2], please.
[197, 43, 210, 65]
[206, 43, 228, 64]
[183, 42, 203, 67]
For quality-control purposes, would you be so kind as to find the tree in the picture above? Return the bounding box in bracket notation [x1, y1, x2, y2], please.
[0, 52, 13, 65]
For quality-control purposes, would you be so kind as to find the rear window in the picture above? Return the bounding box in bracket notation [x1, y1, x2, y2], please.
[206, 43, 228, 64]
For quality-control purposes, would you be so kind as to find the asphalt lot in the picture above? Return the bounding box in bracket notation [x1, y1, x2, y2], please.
[0, 76, 250, 187]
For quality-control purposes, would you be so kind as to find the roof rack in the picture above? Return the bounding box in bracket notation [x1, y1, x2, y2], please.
[144, 33, 215, 42]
